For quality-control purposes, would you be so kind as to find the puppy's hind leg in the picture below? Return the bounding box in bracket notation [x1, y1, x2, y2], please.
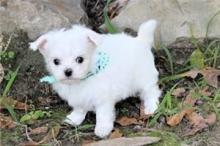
[140, 84, 161, 115]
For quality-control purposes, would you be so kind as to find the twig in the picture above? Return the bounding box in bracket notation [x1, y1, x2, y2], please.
[24, 125, 34, 142]
[3, 34, 12, 52]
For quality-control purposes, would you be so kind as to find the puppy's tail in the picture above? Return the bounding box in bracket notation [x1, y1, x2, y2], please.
[136, 20, 157, 46]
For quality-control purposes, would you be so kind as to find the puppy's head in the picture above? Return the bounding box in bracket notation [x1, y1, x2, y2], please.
[29, 25, 103, 83]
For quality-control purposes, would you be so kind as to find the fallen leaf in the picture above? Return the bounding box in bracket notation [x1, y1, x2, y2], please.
[0, 63, 4, 84]
[20, 124, 60, 146]
[28, 126, 48, 135]
[167, 108, 193, 126]
[199, 87, 212, 97]
[19, 141, 38, 146]
[181, 68, 220, 88]
[201, 67, 220, 88]
[180, 69, 200, 79]
[186, 112, 205, 125]
[184, 112, 208, 136]
[82, 139, 96, 145]
[172, 87, 186, 97]
[0, 113, 16, 129]
[109, 129, 123, 139]
[116, 116, 138, 126]
[38, 124, 60, 144]
[205, 113, 217, 126]
[0, 97, 29, 110]
[108, 0, 129, 19]
[167, 91, 196, 126]
[184, 91, 197, 105]
[84, 137, 160, 146]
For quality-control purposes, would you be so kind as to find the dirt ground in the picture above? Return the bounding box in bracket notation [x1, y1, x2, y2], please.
[0, 29, 219, 146]
[1, 0, 220, 145]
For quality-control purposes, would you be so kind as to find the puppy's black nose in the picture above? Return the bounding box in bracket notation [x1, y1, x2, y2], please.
[64, 69, 73, 77]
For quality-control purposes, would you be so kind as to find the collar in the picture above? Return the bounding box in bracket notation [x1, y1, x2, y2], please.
[40, 51, 109, 84]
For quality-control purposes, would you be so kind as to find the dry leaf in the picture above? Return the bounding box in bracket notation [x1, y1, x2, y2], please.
[116, 116, 138, 126]
[108, 0, 129, 19]
[181, 68, 220, 88]
[0, 97, 29, 110]
[201, 67, 220, 88]
[167, 91, 196, 127]
[180, 69, 200, 79]
[38, 124, 60, 144]
[19, 140, 38, 146]
[172, 87, 186, 97]
[0, 113, 15, 129]
[20, 124, 60, 146]
[205, 113, 217, 125]
[84, 136, 160, 146]
[199, 87, 212, 97]
[28, 126, 48, 135]
[184, 112, 208, 136]
[186, 112, 205, 125]
[184, 91, 197, 105]
[0, 63, 4, 84]
[109, 129, 123, 139]
[167, 108, 193, 126]
[82, 139, 96, 145]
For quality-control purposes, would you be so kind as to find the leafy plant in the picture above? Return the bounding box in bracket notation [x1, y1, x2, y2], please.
[149, 83, 179, 126]
[0, 51, 15, 61]
[190, 48, 205, 69]
[20, 110, 52, 124]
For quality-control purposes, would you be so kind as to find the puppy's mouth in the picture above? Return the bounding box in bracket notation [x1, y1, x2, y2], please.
[59, 77, 81, 84]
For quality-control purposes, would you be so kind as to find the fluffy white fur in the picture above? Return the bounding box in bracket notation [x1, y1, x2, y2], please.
[30, 20, 161, 138]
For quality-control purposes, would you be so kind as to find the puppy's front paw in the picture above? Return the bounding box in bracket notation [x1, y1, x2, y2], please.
[64, 112, 85, 126]
[95, 123, 113, 138]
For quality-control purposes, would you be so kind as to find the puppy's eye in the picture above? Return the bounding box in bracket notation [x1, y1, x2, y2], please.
[53, 58, 60, 65]
[75, 56, 84, 64]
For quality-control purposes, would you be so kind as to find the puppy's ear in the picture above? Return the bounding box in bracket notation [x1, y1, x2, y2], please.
[87, 31, 103, 48]
[29, 36, 48, 54]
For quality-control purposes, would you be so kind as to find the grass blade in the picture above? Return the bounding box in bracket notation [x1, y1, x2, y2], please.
[206, 10, 220, 38]
[162, 46, 174, 75]
[4, 103, 18, 122]
[2, 64, 20, 97]
[104, 0, 118, 33]
[212, 45, 219, 68]
[1, 64, 21, 122]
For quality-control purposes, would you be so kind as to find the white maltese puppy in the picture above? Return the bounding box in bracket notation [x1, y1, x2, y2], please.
[29, 20, 161, 138]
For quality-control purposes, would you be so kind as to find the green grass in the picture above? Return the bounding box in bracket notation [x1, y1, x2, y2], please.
[206, 10, 220, 38]
[149, 83, 180, 126]
[0, 34, 21, 122]
[147, 130, 182, 146]
[162, 46, 174, 75]
[104, 0, 118, 33]
[0, 65, 20, 122]
[2, 65, 20, 97]
[213, 90, 220, 102]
